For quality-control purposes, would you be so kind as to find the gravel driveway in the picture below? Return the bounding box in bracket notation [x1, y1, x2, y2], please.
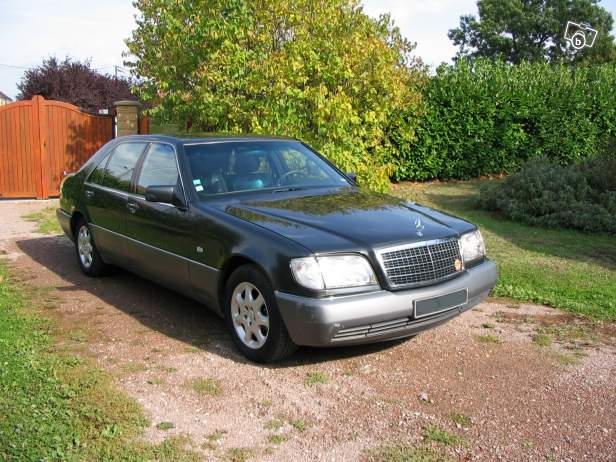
[1, 200, 615, 461]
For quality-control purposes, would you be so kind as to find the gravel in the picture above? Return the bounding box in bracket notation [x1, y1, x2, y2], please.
[1, 200, 615, 461]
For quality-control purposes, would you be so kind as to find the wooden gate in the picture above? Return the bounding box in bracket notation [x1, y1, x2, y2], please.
[0, 96, 114, 199]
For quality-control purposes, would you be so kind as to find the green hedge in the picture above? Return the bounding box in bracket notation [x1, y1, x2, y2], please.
[392, 60, 616, 181]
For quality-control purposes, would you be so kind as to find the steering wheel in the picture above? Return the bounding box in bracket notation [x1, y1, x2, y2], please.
[277, 170, 304, 186]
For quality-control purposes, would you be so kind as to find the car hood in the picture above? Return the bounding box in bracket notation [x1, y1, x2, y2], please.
[222, 188, 476, 253]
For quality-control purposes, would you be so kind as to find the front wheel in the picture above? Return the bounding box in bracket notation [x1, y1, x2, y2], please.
[224, 264, 297, 363]
[74, 218, 110, 277]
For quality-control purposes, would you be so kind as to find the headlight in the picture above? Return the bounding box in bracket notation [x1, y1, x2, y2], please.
[459, 230, 485, 264]
[290, 255, 377, 290]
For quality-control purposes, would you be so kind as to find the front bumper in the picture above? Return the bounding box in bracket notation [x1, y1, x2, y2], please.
[276, 260, 497, 347]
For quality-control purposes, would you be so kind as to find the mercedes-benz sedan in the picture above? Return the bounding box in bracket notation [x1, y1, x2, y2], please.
[57, 135, 497, 362]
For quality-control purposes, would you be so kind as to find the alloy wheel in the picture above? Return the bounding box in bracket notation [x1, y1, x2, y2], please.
[77, 225, 94, 269]
[230, 282, 270, 349]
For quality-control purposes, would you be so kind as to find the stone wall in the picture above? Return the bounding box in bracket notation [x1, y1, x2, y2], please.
[114, 101, 141, 137]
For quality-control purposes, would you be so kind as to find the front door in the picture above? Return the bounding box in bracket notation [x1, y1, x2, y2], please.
[125, 143, 191, 291]
[84, 142, 147, 264]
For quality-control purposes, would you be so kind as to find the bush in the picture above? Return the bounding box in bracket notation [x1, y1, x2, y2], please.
[393, 59, 616, 181]
[477, 154, 616, 234]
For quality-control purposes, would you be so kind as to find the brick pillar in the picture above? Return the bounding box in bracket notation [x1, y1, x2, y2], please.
[114, 100, 141, 137]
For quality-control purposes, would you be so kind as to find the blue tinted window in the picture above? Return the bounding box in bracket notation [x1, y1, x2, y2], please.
[185, 141, 349, 196]
[136, 144, 178, 195]
[101, 143, 147, 192]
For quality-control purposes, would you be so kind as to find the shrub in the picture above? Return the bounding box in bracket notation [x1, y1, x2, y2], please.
[393, 59, 616, 181]
[477, 154, 616, 234]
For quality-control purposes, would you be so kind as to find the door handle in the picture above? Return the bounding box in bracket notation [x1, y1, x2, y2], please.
[127, 202, 139, 214]
[84, 190, 94, 200]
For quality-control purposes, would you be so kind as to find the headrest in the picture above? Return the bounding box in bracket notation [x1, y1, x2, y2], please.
[191, 153, 228, 176]
[235, 154, 261, 174]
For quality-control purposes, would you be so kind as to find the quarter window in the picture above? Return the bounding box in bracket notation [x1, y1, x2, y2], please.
[135, 144, 179, 195]
[88, 154, 110, 185]
[101, 143, 147, 192]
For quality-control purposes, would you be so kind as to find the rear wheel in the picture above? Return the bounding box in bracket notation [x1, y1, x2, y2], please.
[224, 264, 297, 363]
[74, 217, 110, 277]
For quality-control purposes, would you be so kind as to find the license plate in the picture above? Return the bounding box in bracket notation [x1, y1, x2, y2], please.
[414, 289, 468, 319]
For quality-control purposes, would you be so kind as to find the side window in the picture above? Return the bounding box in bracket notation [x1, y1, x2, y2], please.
[88, 154, 110, 185]
[135, 144, 179, 195]
[101, 143, 147, 192]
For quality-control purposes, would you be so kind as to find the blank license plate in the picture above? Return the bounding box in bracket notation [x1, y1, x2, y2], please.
[414, 289, 468, 318]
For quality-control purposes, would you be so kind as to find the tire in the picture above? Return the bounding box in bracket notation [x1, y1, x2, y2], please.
[73, 217, 111, 277]
[224, 264, 297, 363]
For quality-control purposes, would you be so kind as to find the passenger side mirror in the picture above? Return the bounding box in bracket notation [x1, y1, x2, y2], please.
[145, 185, 186, 209]
[346, 172, 358, 184]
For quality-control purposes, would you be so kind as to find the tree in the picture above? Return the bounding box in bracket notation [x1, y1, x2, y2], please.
[449, 0, 616, 64]
[17, 57, 136, 112]
[125, 0, 427, 191]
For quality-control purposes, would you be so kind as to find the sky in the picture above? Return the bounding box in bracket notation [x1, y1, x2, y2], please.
[1, 0, 616, 100]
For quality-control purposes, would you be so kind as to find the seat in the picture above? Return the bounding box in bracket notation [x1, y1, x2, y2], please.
[207, 172, 228, 193]
[232, 154, 272, 191]
[190, 155, 229, 194]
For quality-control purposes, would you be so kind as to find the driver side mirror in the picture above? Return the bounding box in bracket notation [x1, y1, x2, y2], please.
[145, 185, 187, 209]
[346, 172, 358, 184]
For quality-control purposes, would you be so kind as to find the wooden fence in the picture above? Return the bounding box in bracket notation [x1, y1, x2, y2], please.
[0, 96, 114, 199]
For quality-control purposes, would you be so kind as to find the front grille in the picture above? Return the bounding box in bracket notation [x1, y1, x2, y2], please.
[377, 238, 462, 287]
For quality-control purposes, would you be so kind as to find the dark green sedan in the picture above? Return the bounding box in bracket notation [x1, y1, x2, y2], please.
[57, 135, 497, 362]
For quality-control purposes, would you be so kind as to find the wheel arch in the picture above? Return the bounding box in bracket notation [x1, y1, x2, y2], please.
[70, 210, 86, 238]
[217, 255, 270, 315]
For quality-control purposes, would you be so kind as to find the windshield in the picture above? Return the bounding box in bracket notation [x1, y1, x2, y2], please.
[184, 140, 351, 196]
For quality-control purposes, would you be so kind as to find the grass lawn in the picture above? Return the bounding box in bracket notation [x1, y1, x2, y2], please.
[22, 206, 63, 235]
[0, 262, 197, 461]
[393, 180, 616, 321]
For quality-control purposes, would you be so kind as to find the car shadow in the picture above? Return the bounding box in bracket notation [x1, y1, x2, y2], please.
[16, 235, 405, 368]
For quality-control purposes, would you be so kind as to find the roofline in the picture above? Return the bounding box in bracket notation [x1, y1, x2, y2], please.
[183, 138, 299, 146]
[114, 134, 299, 144]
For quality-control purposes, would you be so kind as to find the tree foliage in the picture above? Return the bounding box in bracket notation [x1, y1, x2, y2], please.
[449, 0, 616, 64]
[17, 57, 136, 112]
[126, 0, 426, 191]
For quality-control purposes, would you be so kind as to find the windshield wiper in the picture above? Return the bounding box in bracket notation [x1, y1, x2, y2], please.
[272, 187, 304, 193]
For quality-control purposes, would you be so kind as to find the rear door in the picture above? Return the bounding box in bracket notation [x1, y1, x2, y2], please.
[125, 142, 192, 290]
[83, 142, 147, 264]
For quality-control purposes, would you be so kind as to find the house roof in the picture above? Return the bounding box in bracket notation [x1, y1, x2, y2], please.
[0, 91, 13, 102]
